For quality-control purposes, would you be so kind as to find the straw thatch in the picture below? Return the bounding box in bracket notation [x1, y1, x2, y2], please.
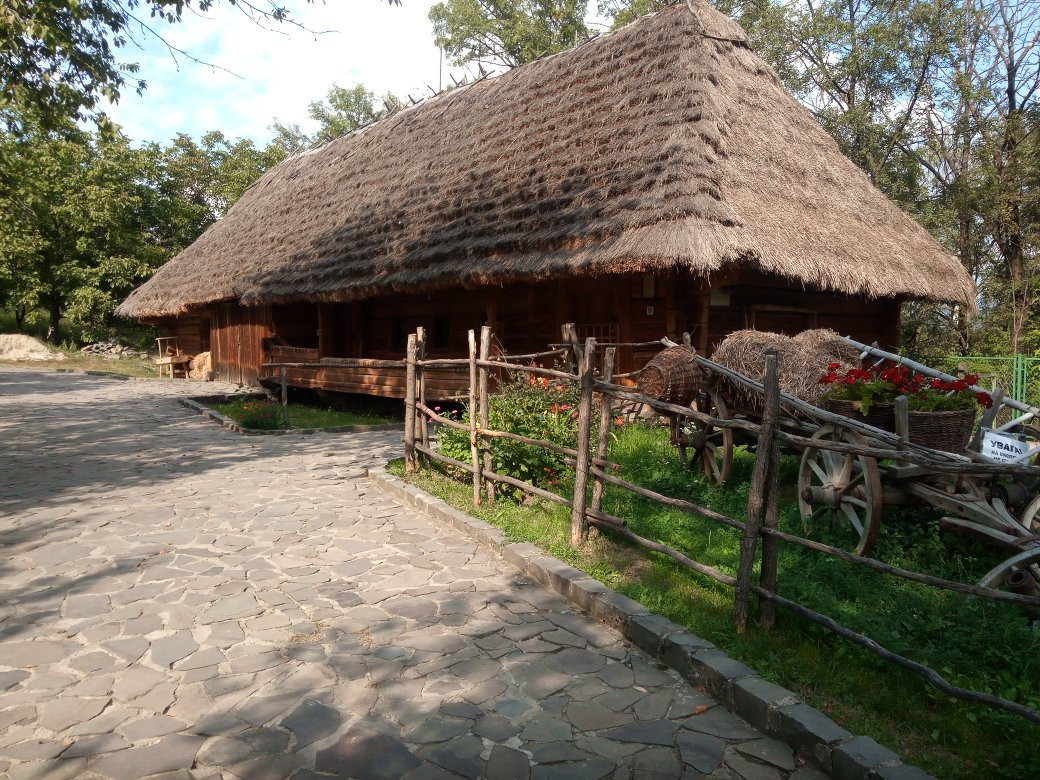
[116, 1, 976, 320]
[711, 328, 860, 407]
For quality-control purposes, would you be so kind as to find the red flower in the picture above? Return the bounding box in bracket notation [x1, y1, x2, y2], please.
[975, 392, 993, 409]
[615, 416, 625, 426]
[827, 362, 842, 370]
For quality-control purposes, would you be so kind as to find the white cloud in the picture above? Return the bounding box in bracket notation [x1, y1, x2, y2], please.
[107, 0, 471, 146]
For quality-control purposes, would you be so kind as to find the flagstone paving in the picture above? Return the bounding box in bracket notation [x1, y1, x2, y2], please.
[0, 369, 812, 779]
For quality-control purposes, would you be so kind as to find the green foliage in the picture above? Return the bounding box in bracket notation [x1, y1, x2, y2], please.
[211, 397, 398, 430]
[270, 83, 403, 151]
[217, 398, 283, 430]
[0, 119, 166, 340]
[430, 0, 591, 68]
[438, 371, 584, 497]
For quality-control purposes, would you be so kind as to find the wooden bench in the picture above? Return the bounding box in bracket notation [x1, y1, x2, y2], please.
[155, 337, 193, 379]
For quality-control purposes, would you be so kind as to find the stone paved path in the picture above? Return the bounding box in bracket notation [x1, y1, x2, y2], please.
[0, 369, 804, 779]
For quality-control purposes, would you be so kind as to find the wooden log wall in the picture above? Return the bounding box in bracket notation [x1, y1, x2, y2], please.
[207, 270, 902, 391]
[154, 312, 209, 356]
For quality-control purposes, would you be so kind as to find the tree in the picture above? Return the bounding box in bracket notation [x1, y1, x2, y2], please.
[271, 83, 404, 150]
[0, 121, 165, 340]
[307, 84, 404, 143]
[0, 0, 335, 133]
[430, 0, 591, 68]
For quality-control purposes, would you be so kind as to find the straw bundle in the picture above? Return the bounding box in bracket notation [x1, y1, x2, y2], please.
[188, 351, 213, 380]
[711, 329, 860, 407]
[792, 328, 861, 369]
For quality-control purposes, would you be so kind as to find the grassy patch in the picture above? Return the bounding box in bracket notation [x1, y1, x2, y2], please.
[390, 422, 1040, 779]
[211, 396, 400, 429]
[0, 352, 158, 378]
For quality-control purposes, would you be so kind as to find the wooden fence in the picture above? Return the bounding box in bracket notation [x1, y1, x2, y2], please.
[402, 326, 1040, 726]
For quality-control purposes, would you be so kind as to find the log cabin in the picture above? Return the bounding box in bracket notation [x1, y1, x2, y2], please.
[116, 1, 975, 396]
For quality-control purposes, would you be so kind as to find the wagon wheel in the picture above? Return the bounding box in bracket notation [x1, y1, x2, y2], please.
[798, 425, 884, 556]
[677, 385, 733, 485]
[1019, 495, 1040, 532]
[978, 546, 1040, 592]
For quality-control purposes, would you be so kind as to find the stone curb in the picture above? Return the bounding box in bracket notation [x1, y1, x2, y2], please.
[179, 396, 406, 436]
[368, 467, 935, 780]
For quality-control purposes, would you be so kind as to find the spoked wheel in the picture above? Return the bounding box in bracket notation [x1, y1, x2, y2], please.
[677, 385, 733, 485]
[798, 425, 884, 556]
[1020, 495, 1040, 532]
[979, 545, 1040, 594]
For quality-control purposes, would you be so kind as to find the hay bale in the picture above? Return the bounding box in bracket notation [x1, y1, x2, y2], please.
[711, 329, 860, 406]
[188, 351, 213, 380]
[792, 328, 861, 369]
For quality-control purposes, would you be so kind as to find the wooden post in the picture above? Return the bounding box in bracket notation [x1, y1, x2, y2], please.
[894, 395, 909, 449]
[683, 331, 692, 348]
[571, 338, 596, 547]
[590, 347, 616, 516]
[735, 349, 780, 632]
[468, 330, 482, 505]
[562, 323, 581, 374]
[757, 353, 782, 629]
[279, 366, 291, 429]
[478, 325, 495, 501]
[404, 333, 417, 473]
[417, 326, 429, 462]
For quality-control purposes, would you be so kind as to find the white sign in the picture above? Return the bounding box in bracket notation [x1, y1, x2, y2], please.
[980, 429, 1027, 463]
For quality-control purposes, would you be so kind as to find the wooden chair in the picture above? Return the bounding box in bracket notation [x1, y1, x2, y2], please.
[155, 337, 193, 379]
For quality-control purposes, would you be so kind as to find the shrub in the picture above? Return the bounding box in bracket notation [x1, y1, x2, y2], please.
[232, 399, 283, 430]
[437, 370, 584, 499]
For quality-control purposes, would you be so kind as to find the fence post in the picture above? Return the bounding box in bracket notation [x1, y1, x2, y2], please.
[757, 350, 783, 630]
[478, 325, 495, 501]
[468, 330, 482, 506]
[562, 323, 581, 374]
[591, 347, 616, 517]
[571, 337, 596, 547]
[404, 333, 418, 474]
[735, 348, 780, 633]
[416, 327, 428, 461]
[279, 366, 291, 429]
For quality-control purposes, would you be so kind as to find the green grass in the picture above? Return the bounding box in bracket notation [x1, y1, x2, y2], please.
[390, 422, 1040, 779]
[211, 397, 400, 429]
[0, 352, 159, 378]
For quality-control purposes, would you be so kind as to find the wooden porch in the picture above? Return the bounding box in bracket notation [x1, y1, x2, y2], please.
[262, 346, 469, 400]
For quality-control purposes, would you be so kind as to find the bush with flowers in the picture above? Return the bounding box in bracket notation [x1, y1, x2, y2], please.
[226, 398, 283, 429]
[437, 369, 591, 500]
[818, 363, 992, 414]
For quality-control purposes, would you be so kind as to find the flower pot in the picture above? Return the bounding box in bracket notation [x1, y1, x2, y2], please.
[907, 408, 976, 453]
[821, 398, 895, 432]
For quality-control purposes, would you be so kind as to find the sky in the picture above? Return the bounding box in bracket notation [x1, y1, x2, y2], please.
[105, 1, 479, 147]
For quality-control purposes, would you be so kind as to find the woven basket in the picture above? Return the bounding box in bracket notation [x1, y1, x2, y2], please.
[908, 408, 976, 453]
[821, 398, 896, 432]
[638, 347, 703, 406]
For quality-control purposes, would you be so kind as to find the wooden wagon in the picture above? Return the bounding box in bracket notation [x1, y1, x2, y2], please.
[659, 337, 1040, 595]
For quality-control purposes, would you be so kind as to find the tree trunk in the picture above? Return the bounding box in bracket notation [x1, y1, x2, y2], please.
[46, 300, 61, 343]
[14, 305, 26, 330]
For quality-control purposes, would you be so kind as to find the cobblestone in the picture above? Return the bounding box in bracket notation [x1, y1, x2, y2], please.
[0, 369, 839, 778]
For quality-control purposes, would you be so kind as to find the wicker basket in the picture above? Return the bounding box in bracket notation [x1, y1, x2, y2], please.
[908, 408, 976, 453]
[638, 347, 703, 406]
[821, 398, 896, 432]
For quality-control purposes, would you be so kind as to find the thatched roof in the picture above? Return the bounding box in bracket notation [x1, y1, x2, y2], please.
[117, 1, 975, 319]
